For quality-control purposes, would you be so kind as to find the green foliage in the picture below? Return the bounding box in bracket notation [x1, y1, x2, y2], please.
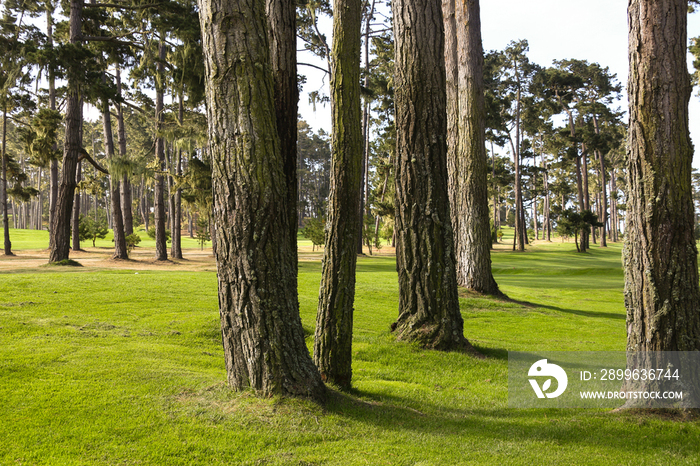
[125, 234, 141, 254]
[147, 226, 171, 244]
[195, 217, 210, 251]
[76, 215, 108, 248]
[301, 217, 325, 251]
[556, 209, 604, 252]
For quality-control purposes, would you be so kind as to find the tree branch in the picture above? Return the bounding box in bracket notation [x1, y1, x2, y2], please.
[78, 149, 109, 175]
[84, 2, 167, 10]
[298, 62, 329, 75]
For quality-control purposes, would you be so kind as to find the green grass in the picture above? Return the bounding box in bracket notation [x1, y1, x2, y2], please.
[0, 230, 698, 465]
[0, 226, 209, 251]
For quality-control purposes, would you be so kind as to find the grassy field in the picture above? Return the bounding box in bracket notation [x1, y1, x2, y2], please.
[0, 228, 697, 465]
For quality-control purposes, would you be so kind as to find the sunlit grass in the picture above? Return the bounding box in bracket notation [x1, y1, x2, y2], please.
[0, 228, 697, 465]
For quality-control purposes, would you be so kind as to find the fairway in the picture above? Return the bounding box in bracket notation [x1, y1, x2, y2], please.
[0, 229, 697, 465]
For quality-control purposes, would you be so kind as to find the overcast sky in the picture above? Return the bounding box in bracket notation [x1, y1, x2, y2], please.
[298, 1, 700, 167]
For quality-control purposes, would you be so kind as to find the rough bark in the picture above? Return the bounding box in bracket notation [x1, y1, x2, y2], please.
[50, 0, 82, 262]
[266, 0, 298, 258]
[392, 0, 475, 352]
[445, 0, 499, 294]
[624, 0, 700, 354]
[314, 0, 363, 390]
[154, 42, 168, 261]
[198, 0, 326, 401]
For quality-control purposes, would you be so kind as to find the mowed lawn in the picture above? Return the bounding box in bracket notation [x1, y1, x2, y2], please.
[0, 228, 697, 465]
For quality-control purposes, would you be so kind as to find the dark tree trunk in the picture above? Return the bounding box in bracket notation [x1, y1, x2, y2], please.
[102, 90, 127, 259]
[71, 161, 82, 252]
[314, 0, 363, 390]
[50, 0, 82, 263]
[445, 0, 499, 294]
[266, 0, 298, 259]
[597, 150, 607, 247]
[170, 95, 184, 260]
[392, 0, 475, 352]
[154, 42, 168, 261]
[625, 0, 700, 354]
[116, 67, 133, 237]
[48, 7, 59, 249]
[199, 0, 326, 401]
[611, 168, 619, 242]
[2, 105, 11, 255]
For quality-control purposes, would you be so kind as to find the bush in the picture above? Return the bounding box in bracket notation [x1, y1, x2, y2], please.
[147, 226, 171, 243]
[301, 218, 325, 251]
[74, 215, 108, 247]
[125, 234, 141, 254]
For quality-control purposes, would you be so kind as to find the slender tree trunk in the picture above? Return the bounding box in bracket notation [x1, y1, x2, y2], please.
[314, 0, 363, 390]
[71, 161, 82, 252]
[50, 0, 82, 262]
[392, 0, 476, 352]
[47, 6, 59, 248]
[2, 105, 11, 255]
[154, 42, 168, 261]
[115, 67, 133, 237]
[102, 87, 127, 259]
[170, 94, 184, 259]
[611, 168, 618, 242]
[446, 0, 500, 294]
[625, 0, 700, 407]
[199, 0, 326, 401]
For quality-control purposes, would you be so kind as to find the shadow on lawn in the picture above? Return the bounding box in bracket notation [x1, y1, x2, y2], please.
[324, 389, 697, 456]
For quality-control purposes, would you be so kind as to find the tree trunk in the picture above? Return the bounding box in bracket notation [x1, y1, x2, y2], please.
[102, 89, 127, 259]
[154, 42, 168, 261]
[625, 0, 700, 352]
[2, 104, 11, 255]
[266, 0, 298, 259]
[199, 0, 326, 401]
[71, 161, 82, 252]
[392, 0, 475, 352]
[314, 0, 363, 390]
[611, 168, 619, 242]
[50, 0, 82, 263]
[115, 67, 134, 237]
[446, 0, 500, 294]
[170, 95, 185, 260]
[45, 5, 59, 247]
[624, 0, 700, 407]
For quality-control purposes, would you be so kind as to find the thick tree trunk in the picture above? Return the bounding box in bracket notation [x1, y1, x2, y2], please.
[314, 0, 362, 390]
[625, 0, 700, 353]
[266, 0, 298, 258]
[392, 0, 475, 352]
[445, 0, 500, 294]
[50, 0, 82, 263]
[154, 42, 168, 261]
[198, 0, 326, 401]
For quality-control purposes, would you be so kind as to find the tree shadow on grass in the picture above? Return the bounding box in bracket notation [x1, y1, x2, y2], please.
[323, 388, 699, 458]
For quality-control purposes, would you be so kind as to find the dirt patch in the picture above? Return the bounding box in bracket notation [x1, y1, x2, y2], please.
[0, 247, 218, 273]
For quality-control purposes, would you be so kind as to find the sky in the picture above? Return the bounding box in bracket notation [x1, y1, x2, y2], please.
[297, 0, 700, 168]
